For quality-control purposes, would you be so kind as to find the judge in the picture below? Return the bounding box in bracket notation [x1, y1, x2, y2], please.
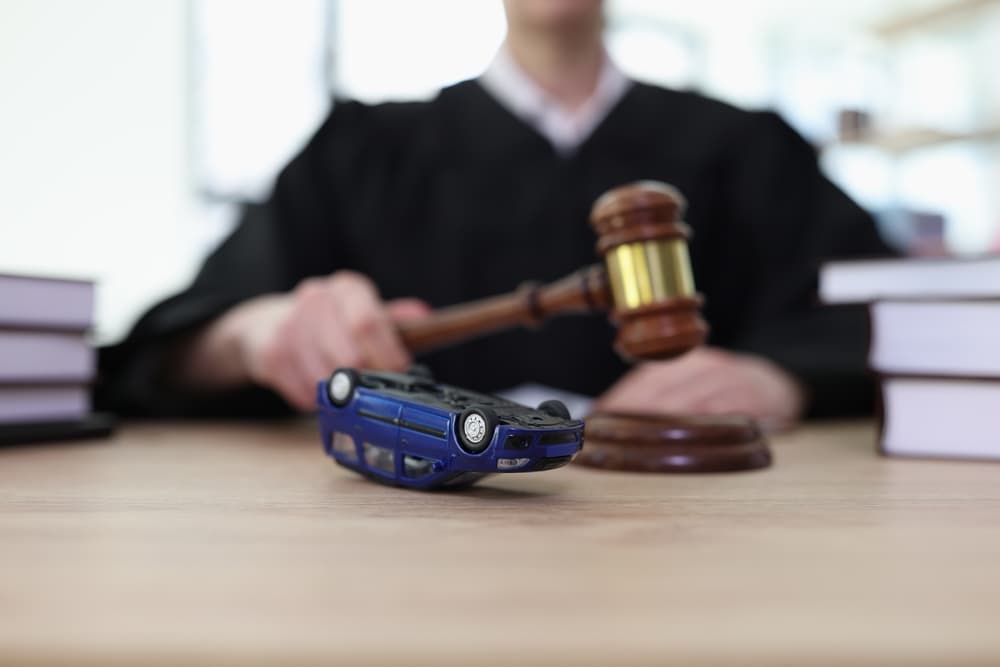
[98, 0, 890, 427]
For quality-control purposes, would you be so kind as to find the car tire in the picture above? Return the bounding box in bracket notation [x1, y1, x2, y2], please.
[457, 406, 498, 454]
[408, 363, 434, 382]
[327, 368, 360, 407]
[538, 399, 572, 420]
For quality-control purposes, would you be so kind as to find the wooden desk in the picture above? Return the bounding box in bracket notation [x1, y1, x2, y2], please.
[1, 421, 999, 666]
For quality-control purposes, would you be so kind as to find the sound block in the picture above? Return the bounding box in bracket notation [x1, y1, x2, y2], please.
[576, 411, 771, 473]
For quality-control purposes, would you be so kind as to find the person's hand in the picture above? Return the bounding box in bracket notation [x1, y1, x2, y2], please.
[184, 271, 431, 411]
[596, 347, 805, 431]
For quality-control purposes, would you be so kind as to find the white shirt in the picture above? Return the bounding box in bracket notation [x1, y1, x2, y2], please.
[478, 45, 632, 156]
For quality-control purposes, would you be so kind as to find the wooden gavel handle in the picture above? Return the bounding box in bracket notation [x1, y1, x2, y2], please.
[398, 264, 612, 355]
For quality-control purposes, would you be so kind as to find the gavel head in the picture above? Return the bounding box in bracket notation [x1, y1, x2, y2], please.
[590, 181, 709, 361]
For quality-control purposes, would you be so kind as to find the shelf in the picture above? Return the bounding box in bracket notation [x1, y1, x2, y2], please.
[873, 0, 1000, 37]
[833, 124, 1000, 153]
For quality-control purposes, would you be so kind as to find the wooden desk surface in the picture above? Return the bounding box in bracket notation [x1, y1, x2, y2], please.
[1, 420, 999, 667]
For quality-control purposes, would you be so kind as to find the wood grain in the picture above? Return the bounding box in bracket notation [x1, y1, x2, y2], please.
[2, 420, 1000, 666]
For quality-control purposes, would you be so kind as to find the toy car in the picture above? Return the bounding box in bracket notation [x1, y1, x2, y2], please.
[318, 367, 584, 490]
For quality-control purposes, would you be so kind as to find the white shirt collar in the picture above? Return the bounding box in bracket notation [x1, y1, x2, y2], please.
[479, 45, 631, 156]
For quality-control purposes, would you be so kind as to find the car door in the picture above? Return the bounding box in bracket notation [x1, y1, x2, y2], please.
[355, 393, 401, 477]
[398, 404, 450, 478]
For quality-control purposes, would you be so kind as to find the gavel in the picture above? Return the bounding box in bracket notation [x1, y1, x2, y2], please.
[396, 181, 771, 473]
[397, 181, 708, 362]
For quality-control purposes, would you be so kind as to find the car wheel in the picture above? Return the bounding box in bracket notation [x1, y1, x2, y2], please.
[537, 399, 572, 420]
[457, 406, 498, 454]
[327, 368, 360, 407]
[408, 363, 434, 381]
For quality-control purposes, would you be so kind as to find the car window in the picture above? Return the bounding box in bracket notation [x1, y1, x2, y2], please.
[362, 442, 395, 475]
[331, 432, 358, 461]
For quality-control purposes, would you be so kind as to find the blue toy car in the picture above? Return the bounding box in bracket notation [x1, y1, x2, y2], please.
[318, 367, 584, 490]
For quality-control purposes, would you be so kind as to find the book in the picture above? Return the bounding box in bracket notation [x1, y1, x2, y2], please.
[819, 255, 1000, 304]
[870, 300, 1000, 376]
[0, 329, 94, 384]
[0, 273, 94, 331]
[881, 377, 1000, 460]
[820, 256, 1000, 461]
[0, 385, 89, 424]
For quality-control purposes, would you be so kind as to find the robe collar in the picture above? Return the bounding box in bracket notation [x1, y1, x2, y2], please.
[479, 44, 632, 157]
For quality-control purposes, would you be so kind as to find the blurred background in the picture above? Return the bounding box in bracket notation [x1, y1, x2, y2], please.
[2, 0, 998, 344]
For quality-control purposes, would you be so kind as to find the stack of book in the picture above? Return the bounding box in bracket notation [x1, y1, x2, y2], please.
[820, 255, 1000, 460]
[0, 273, 110, 444]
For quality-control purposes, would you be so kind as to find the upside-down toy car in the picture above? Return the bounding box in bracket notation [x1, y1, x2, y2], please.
[318, 367, 583, 490]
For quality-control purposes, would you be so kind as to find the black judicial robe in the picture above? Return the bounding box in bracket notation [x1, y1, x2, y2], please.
[98, 80, 891, 418]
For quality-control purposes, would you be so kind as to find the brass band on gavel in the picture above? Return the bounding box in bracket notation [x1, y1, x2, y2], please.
[605, 238, 696, 309]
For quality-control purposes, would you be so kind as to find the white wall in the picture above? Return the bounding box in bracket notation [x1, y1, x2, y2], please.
[0, 0, 232, 344]
[193, 0, 330, 201]
[335, 0, 506, 102]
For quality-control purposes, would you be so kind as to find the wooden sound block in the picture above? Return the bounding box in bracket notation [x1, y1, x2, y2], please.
[577, 411, 771, 473]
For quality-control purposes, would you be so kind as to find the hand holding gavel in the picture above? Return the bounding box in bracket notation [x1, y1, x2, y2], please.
[178, 182, 708, 410]
[397, 181, 709, 362]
